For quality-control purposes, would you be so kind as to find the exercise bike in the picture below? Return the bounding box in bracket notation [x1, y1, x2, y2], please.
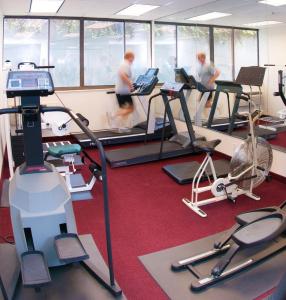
[183, 97, 273, 217]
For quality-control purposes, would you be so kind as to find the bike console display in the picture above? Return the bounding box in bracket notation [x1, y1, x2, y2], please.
[6, 71, 54, 98]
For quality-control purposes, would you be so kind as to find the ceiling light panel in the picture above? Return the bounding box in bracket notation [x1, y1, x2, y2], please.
[244, 20, 283, 26]
[187, 12, 232, 21]
[30, 0, 65, 13]
[259, 0, 286, 6]
[116, 4, 160, 17]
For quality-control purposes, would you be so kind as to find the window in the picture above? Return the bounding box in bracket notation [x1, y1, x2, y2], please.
[177, 26, 210, 77]
[125, 22, 151, 79]
[234, 29, 258, 77]
[3, 17, 260, 88]
[154, 24, 176, 83]
[214, 28, 233, 80]
[84, 21, 124, 86]
[4, 18, 48, 68]
[49, 19, 80, 87]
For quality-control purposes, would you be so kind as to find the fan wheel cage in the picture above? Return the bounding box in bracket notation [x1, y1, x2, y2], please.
[229, 137, 273, 190]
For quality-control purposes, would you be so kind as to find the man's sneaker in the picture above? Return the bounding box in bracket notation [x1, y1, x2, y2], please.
[106, 112, 117, 129]
[118, 127, 132, 133]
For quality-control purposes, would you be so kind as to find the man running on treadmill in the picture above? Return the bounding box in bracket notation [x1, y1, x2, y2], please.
[107, 51, 135, 130]
[197, 52, 220, 108]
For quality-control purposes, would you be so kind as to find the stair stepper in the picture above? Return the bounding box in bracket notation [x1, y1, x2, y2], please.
[54, 233, 89, 264]
[20, 251, 51, 287]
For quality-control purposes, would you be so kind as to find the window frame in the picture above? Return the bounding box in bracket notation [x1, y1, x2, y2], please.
[3, 16, 259, 90]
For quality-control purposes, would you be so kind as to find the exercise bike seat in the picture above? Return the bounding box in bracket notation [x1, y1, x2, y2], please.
[232, 213, 286, 247]
[48, 144, 82, 158]
[193, 139, 221, 153]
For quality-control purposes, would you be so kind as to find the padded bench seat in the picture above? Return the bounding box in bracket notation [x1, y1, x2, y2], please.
[48, 144, 82, 158]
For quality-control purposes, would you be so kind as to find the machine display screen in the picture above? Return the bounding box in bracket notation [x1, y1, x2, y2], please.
[145, 68, 159, 77]
[22, 78, 38, 88]
[6, 71, 54, 97]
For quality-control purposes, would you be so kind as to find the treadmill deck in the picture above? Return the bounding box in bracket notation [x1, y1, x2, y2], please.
[106, 141, 201, 168]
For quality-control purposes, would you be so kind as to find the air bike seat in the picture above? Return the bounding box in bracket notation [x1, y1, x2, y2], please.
[193, 139, 221, 154]
[172, 201, 286, 291]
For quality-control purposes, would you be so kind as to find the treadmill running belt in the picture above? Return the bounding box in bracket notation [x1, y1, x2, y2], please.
[106, 141, 199, 168]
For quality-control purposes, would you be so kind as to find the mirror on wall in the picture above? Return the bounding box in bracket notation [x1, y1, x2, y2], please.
[151, 0, 286, 154]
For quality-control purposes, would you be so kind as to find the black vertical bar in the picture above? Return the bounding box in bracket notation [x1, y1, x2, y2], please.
[257, 30, 260, 66]
[48, 19, 50, 68]
[80, 19, 84, 87]
[161, 93, 178, 135]
[209, 26, 214, 63]
[175, 25, 178, 68]
[150, 22, 153, 67]
[123, 21, 126, 53]
[227, 88, 243, 134]
[207, 90, 220, 128]
[232, 29, 235, 80]
[22, 96, 44, 167]
[179, 91, 196, 143]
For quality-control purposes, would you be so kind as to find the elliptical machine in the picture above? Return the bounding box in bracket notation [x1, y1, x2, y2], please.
[0, 69, 121, 298]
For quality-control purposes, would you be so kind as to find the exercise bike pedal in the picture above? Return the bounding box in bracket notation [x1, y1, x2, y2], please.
[227, 196, 236, 203]
[54, 233, 89, 264]
[20, 251, 51, 287]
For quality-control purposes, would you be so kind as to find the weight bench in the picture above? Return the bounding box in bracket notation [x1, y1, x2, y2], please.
[172, 201, 286, 292]
[45, 143, 98, 194]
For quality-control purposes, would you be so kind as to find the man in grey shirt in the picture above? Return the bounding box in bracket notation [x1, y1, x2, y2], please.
[107, 51, 135, 130]
[197, 52, 220, 107]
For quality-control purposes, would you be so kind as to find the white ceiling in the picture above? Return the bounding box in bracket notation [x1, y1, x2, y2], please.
[1, 0, 286, 28]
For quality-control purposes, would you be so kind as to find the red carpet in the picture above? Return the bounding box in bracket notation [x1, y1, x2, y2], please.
[269, 130, 286, 149]
[1, 146, 285, 299]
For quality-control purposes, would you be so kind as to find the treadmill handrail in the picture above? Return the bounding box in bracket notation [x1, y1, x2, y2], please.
[275, 70, 286, 107]
[144, 92, 163, 143]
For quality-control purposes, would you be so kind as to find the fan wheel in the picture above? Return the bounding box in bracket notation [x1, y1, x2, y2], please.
[229, 137, 273, 190]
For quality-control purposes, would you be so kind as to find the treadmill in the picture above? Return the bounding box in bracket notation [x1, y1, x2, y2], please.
[206, 80, 249, 132]
[162, 68, 230, 184]
[226, 66, 277, 140]
[174, 68, 248, 130]
[72, 68, 172, 147]
[105, 82, 205, 168]
[258, 69, 286, 133]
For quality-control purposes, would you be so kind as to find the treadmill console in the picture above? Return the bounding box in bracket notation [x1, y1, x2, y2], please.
[174, 68, 199, 90]
[145, 68, 159, 77]
[215, 80, 242, 88]
[6, 71, 54, 98]
[161, 82, 184, 94]
[133, 68, 159, 96]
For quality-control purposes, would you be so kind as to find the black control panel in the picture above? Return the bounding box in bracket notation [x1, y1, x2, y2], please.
[161, 82, 184, 94]
[6, 71, 54, 98]
[174, 68, 208, 92]
[133, 68, 159, 96]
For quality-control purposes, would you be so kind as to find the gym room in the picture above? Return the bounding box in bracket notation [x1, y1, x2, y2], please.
[0, 0, 286, 299]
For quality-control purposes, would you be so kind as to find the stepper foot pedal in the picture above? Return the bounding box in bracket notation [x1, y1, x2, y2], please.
[55, 233, 89, 264]
[20, 251, 51, 287]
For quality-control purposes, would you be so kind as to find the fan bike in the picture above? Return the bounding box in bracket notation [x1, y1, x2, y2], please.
[183, 109, 273, 217]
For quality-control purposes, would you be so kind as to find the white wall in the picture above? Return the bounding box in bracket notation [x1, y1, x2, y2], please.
[42, 88, 159, 133]
[259, 25, 286, 116]
[0, 10, 6, 176]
